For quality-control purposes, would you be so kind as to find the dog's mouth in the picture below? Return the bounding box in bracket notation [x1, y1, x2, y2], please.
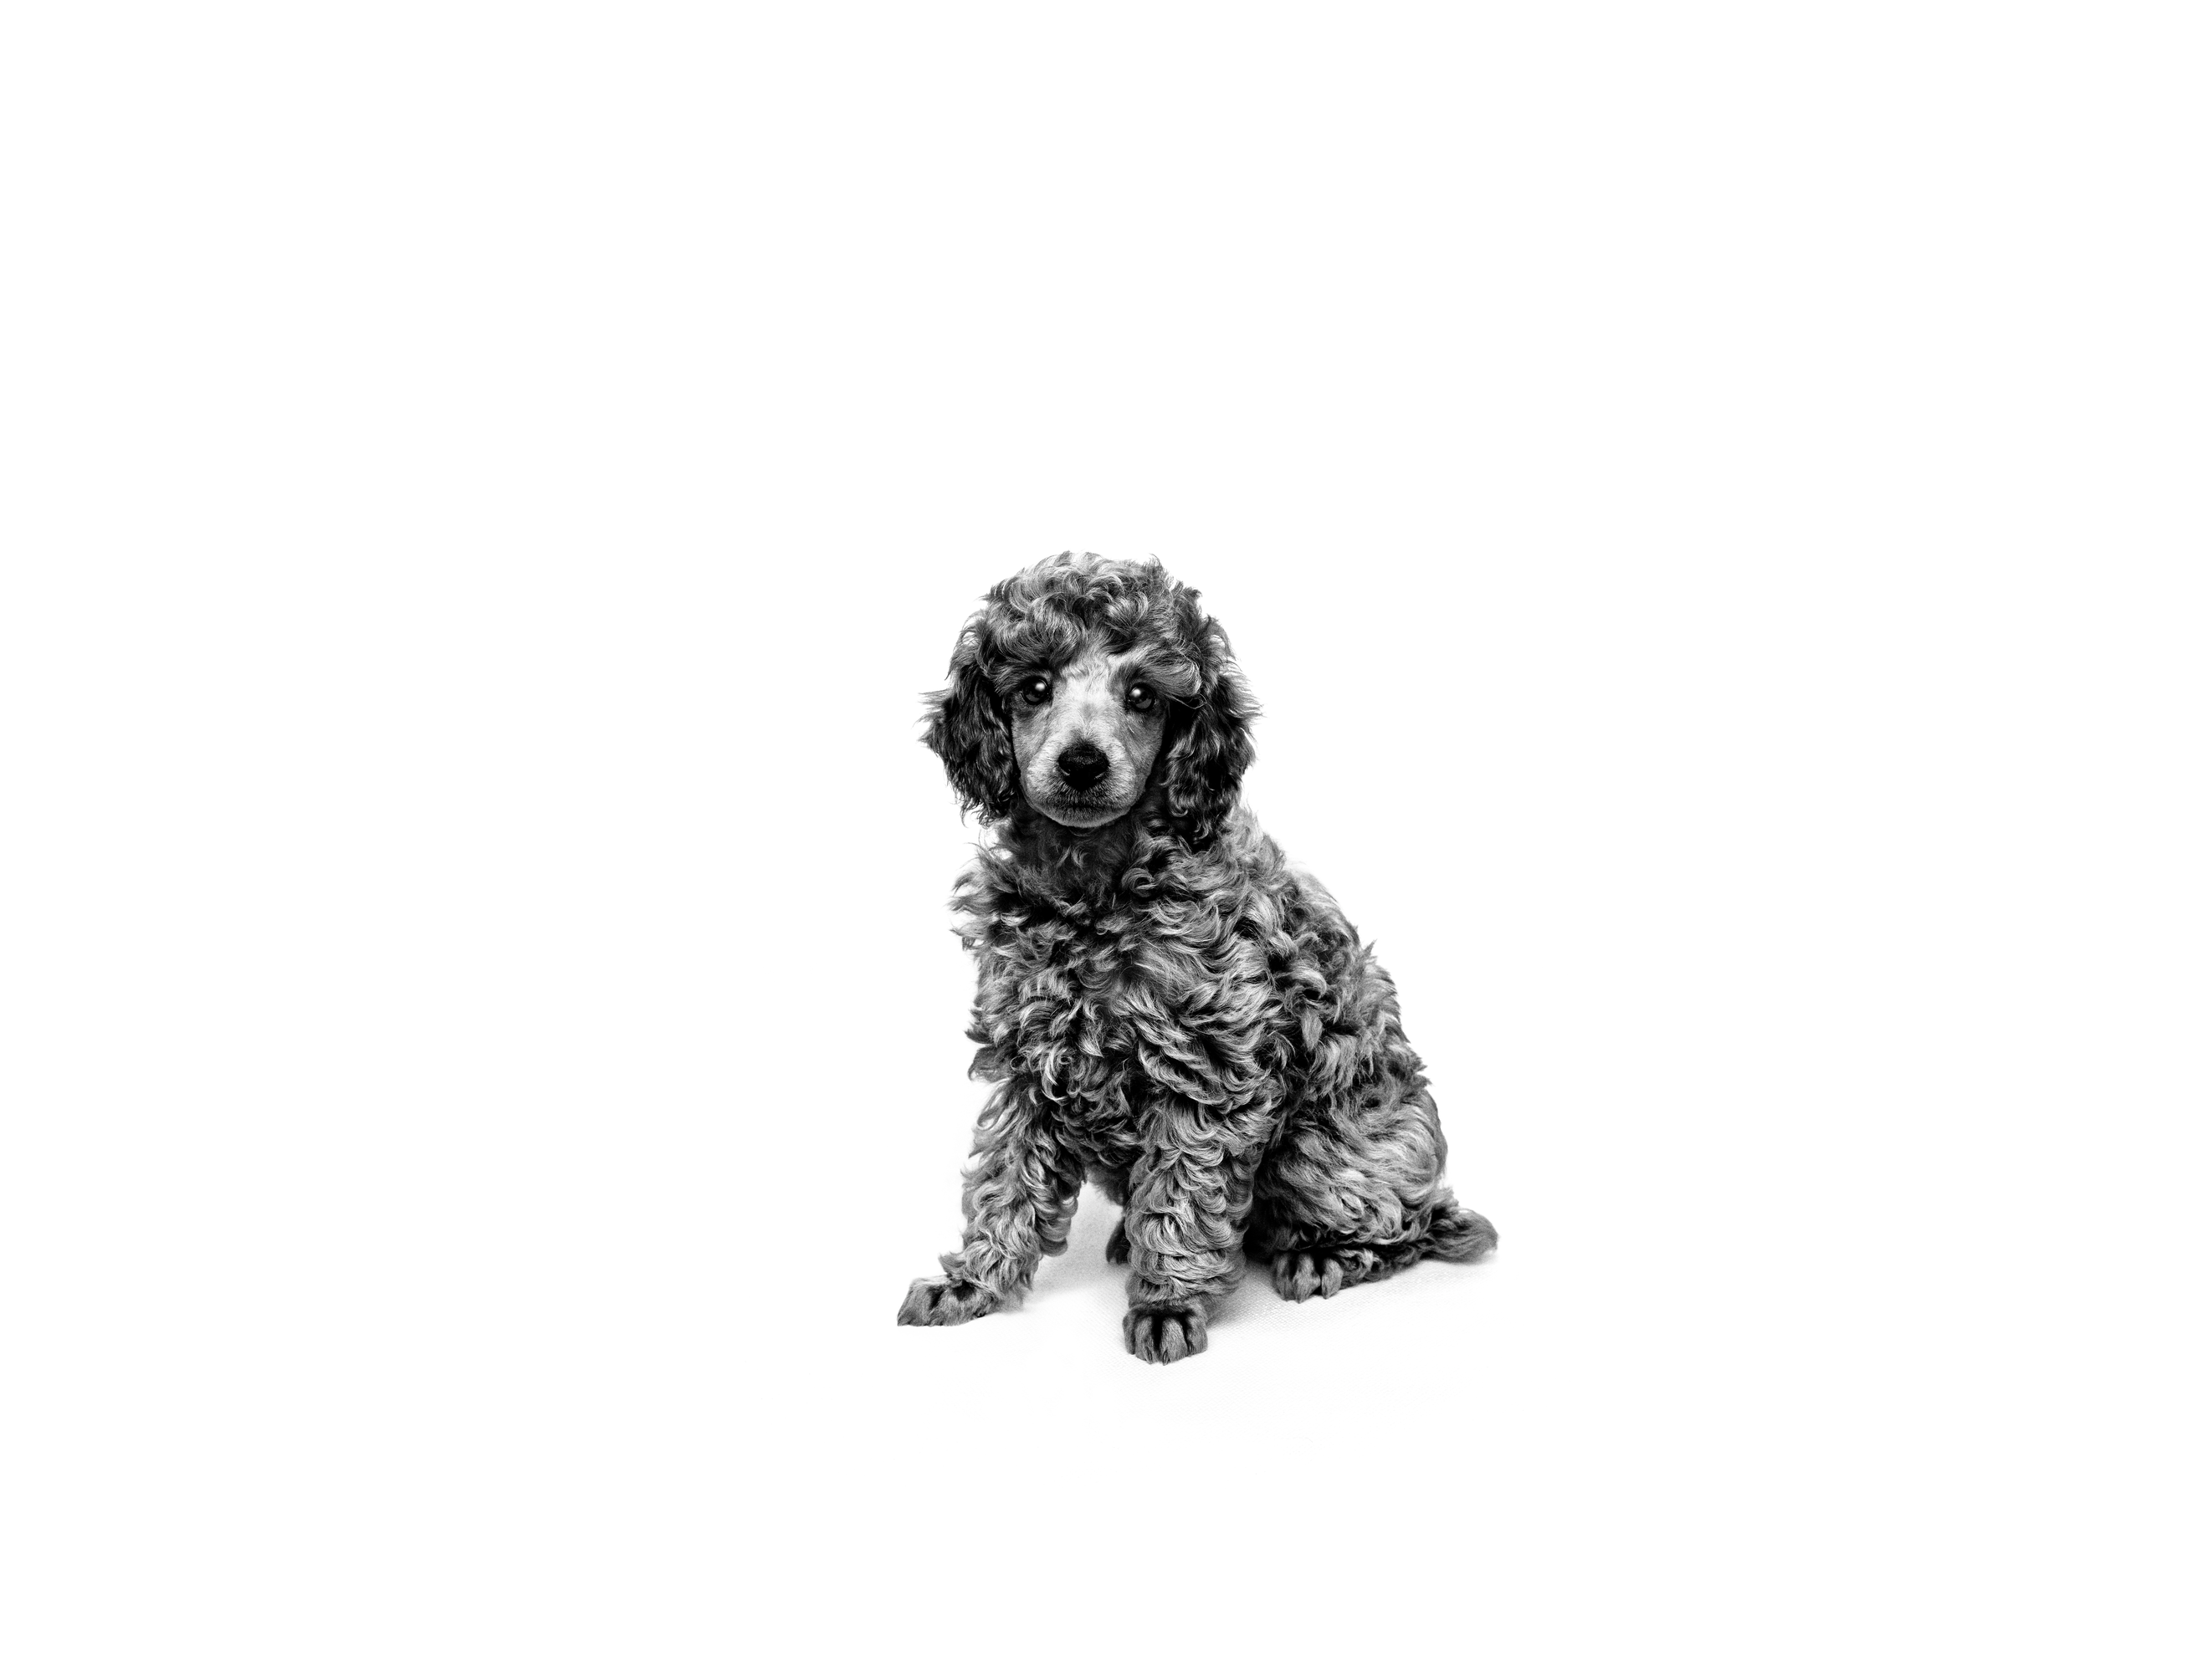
[1032, 786, 1134, 828]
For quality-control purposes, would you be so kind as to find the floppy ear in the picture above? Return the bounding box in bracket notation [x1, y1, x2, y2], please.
[923, 622, 1021, 821]
[1159, 608, 1257, 843]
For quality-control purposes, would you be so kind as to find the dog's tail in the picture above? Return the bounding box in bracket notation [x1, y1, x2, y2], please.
[1419, 1194, 1499, 1262]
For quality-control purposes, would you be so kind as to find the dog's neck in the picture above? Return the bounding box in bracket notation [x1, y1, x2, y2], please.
[994, 794, 1176, 909]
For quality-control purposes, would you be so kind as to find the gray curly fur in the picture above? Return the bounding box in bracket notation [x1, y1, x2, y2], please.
[900, 553, 1496, 1362]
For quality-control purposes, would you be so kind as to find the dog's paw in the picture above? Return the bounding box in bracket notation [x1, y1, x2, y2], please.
[1123, 1303, 1208, 1364]
[1271, 1247, 1349, 1302]
[897, 1275, 998, 1326]
[1104, 1219, 1130, 1265]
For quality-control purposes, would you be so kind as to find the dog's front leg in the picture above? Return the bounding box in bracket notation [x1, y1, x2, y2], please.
[1119, 1101, 1267, 1364]
[898, 1077, 1081, 1328]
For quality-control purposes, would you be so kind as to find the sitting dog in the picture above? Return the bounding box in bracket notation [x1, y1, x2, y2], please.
[899, 553, 1496, 1362]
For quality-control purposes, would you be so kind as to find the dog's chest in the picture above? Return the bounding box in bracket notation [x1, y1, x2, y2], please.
[985, 918, 1147, 1154]
[978, 900, 1276, 1166]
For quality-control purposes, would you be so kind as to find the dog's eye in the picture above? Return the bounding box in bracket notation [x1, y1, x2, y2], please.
[1016, 675, 1052, 706]
[1125, 683, 1158, 713]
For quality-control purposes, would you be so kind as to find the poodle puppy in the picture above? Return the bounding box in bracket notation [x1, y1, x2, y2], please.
[899, 553, 1495, 1362]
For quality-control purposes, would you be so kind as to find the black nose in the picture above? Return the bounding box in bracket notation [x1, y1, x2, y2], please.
[1057, 742, 1109, 791]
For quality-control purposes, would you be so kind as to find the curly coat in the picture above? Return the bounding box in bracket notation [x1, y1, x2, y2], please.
[900, 553, 1495, 1362]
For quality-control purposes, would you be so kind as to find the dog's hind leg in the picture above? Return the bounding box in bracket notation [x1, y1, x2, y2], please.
[1089, 1169, 1134, 1265]
[1249, 1071, 1495, 1303]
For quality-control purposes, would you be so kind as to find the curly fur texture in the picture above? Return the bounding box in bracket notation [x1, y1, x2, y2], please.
[901, 553, 1495, 1362]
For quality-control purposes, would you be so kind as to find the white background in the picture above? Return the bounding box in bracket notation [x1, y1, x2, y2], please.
[3, 4, 2207, 1652]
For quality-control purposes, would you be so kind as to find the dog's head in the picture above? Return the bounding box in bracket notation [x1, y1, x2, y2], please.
[924, 554, 1256, 841]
